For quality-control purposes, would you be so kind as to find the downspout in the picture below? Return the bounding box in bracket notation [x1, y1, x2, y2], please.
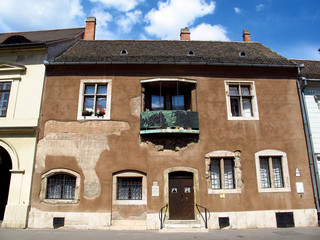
[296, 65, 320, 219]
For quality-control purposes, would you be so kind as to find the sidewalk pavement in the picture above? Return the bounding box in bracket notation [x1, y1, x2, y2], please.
[0, 227, 320, 240]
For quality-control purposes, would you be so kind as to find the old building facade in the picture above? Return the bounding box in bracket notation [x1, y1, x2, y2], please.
[28, 28, 318, 230]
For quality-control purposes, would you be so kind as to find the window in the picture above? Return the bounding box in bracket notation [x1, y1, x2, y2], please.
[117, 177, 142, 200]
[40, 169, 80, 204]
[255, 150, 291, 193]
[0, 82, 11, 117]
[141, 79, 197, 112]
[205, 150, 242, 194]
[210, 158, 235, 189]
[46, 174, 76, 199]
[112, 171, 147, 205]
[225, 81, 259, 120]
[260, 157, 283, 188]
[77, 79, 112, 120]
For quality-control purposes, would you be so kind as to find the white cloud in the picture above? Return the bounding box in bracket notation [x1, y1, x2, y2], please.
[117, 10, 142, 33]
[90, 0, 145, 12]
[0, 0, 84, 32]
[145, 0, 215, 39]
[90, 8, 114, 39]
[190, 23, 229, 41]
[256, 4, 264, 11]
[234, 7, 241, 14]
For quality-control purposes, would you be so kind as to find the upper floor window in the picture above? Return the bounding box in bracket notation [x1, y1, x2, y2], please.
[0, 82, 11, 117]
[255, 150, 291, 193]
[225, 81, 259, 120]
[141, 79, 197, 112]
[77, 79, 112, 120]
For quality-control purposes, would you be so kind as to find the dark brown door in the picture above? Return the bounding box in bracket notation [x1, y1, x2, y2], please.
[169, 171, 194, 220]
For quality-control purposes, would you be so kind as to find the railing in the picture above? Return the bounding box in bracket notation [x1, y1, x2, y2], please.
[140, 110, 199, 134]
[196, 203, 210, 229]
[159, 204, 168, 229]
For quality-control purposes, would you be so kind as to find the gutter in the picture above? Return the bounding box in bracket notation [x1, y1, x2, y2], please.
[44, 60, 299, 68]
[296, 64, 320, 217]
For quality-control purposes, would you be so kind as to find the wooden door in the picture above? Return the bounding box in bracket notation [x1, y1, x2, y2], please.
[169, 172, 194, 220]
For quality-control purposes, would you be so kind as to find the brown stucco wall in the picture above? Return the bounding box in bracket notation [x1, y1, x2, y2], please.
[30, 64, 315, 218]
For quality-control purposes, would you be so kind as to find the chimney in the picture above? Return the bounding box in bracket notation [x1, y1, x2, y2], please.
[180, 27, 190, 40]
[84, 17, 96, 40]
[242, 29, 251, 42]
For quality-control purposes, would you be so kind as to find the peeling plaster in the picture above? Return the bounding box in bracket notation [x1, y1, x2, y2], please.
[36, 120, 130, 198]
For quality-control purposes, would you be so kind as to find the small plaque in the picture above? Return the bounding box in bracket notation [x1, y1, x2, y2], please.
[296, 182, 304, 194]
[152, 185, 160, 197]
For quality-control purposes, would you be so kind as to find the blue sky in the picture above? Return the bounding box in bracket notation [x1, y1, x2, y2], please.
[0, 0, 319, 60]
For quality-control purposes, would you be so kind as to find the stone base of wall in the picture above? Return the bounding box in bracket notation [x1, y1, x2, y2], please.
[28, 208, 111, 230]
[207, 209, 318, 230]
[27, 208, 317, 230]
[2, 205, 29, 228]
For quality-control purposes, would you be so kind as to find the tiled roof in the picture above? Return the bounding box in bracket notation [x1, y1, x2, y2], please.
[0, 28, 85, 45]
[291, 59, 320, 79]
[52, 40, 296, 66]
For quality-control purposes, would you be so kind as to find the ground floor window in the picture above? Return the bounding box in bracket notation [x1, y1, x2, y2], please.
[117, 177, 142, 200]
[40, 169, 80, 204]
[210, 158, 235, 189]
[113, 171, 147, 205]
[260, 156, 284, 188]
[46, 174, 76, 199]
[205, 150, 242, 194]
[255, 150, 291, 193]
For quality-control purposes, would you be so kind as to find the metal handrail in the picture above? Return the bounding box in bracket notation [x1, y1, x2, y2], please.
[196, 203, 210, 229]
[159, 204, 168, 229]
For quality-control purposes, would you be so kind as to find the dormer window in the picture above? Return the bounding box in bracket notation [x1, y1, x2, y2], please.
[239, 51, 246, 57]
[1, 35, 31, 44]
[120, 49, 128, 55]
[188, 51, 195, 56]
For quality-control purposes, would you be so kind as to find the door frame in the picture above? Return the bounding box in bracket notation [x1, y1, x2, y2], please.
[163, 167, 199, 220]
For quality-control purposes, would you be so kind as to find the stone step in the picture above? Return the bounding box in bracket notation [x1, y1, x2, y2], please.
[161, 220, 208, 232]
[110, 220, 147, 230]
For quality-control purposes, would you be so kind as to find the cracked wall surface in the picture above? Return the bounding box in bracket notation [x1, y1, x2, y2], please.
[35, 120, 130, 198]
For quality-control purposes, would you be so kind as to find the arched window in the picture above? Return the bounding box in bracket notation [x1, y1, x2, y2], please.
[46, 174, 76, 200]
[40, 169, 80, 204]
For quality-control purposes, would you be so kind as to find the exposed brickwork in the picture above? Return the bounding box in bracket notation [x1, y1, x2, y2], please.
[84, 17, 96, 40]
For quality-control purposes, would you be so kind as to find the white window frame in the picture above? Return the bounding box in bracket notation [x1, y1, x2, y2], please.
[77, 79, 112, 120]
[0, 63, 26, 119]
[205, 150, 242, 194]
[112, 171, 147, 205]
[255, 150, 291, 193]
[225, 80, 259, 120]
[40, 169, 81, 204]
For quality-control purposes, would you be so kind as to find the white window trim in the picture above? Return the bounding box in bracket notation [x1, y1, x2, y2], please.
[255, 149, 291, 193]
[40, 169, 81, 204]
[225, 80, 259, 120]
[112, 171, 147, 205]
[77, 79, 112, 120]
[205, 150, 242, 194]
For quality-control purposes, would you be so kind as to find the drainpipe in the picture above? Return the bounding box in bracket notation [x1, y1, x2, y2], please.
[296, 65, 320, 220]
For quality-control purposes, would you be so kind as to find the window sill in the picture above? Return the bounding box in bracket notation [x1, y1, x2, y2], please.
[77, 116, 110, 121]
[227, 116, 259, 121]
[113, 199, 147, 205]
[41, 199, 80, 205]
[258, 187, 291, 193]
[208, 188, 241, 194]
